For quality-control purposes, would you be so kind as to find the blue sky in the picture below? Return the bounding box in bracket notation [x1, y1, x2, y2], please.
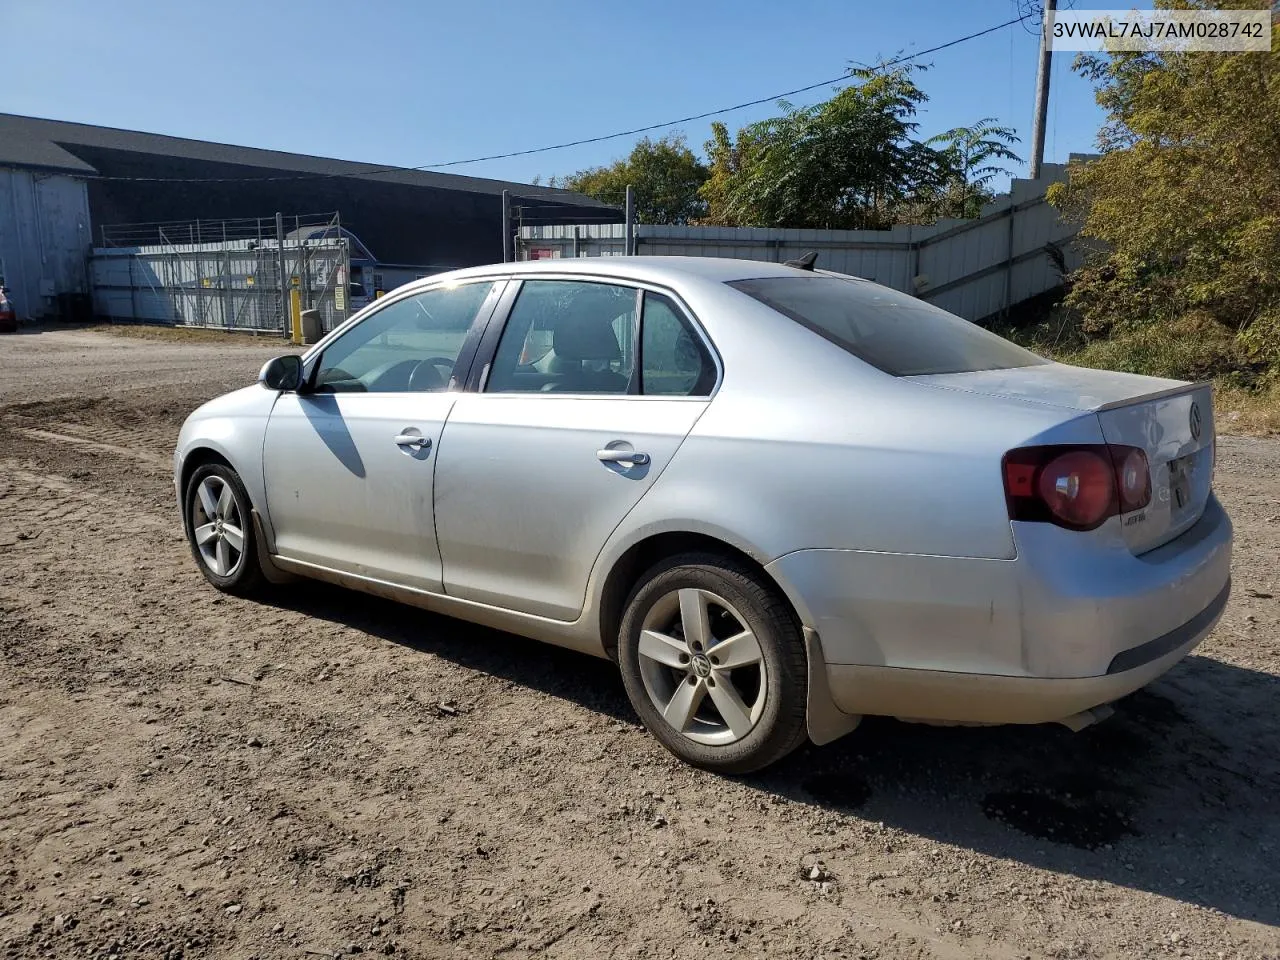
[3, 0, 1147, 187]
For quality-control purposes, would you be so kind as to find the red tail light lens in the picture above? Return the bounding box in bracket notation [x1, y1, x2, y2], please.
[1003, 444, 1151, 531]
[1111, 446, 1151, 514]
[1038, 450, 1115, 528]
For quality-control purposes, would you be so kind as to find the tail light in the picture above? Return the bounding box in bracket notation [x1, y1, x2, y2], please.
[1003, 444, 1150, 531]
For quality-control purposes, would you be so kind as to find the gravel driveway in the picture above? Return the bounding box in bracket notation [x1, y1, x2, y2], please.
[2, 328, 1278, 960]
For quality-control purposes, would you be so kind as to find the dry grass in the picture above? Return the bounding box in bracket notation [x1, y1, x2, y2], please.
[997, 311, 1280, 437]
[1214, 383, 1280, 436]
[90, 322, 289, 347]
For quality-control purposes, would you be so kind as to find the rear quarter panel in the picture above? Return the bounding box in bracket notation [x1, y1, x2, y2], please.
[609, 276, 1106, 564]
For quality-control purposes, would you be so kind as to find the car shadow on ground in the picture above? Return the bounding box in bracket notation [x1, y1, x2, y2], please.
[267, 582, 1280, 928]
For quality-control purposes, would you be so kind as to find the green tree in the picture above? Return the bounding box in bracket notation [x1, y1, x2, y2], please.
[701, 121, 758, 226]
[554, 135, 709, 224]
[1050, 0, 1280, 379]
[698, 66, 951, 229]
[926, 118, 1022, 219]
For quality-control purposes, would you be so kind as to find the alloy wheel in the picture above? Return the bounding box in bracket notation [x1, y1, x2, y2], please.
[191, 475, 245, 578]
[636, 587, 768, 746]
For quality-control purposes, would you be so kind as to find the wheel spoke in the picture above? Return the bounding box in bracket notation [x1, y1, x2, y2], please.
[197, 480, 218, 520]
[221, 523, 244, 553]
[663, 677, 705, 732]
[214, 539, 230, 577]
[706, 677, 753, 740]
[194, 522, 218, 546]
[710, 629, 762, 670]
[216, 482, 234, 521]
[639, 629, 689, 668]
[678, 589, 711, 651]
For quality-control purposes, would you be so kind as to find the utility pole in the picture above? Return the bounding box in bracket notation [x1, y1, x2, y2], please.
[274, 212, 288, 334]
[501, 190, 512, 263]
[624, 185, 636, 256]
[1029, 0, 1056, 180]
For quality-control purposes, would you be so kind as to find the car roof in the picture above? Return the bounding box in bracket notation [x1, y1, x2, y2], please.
[415, 256, 845, 288]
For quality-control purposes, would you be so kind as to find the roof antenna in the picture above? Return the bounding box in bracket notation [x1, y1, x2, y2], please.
[784, 251, 818, 271]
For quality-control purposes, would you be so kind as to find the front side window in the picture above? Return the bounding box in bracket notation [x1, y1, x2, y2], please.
[312, 281, 494, 393]
[487, 280, 638, 394]
[729, 276, 1047, 377]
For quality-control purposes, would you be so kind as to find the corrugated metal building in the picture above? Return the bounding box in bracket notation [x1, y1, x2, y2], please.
[0, 112, 619, 322]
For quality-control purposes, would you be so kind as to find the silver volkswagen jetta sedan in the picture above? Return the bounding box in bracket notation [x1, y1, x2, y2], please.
[175, 257, 1232, 773]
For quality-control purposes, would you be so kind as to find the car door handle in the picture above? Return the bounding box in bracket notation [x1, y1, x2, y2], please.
[394, 434, 431, 450]
[597, 448, 649, 465]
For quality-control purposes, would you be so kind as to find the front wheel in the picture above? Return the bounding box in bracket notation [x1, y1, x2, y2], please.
[617, 553, 809, 774]
[184, 463, 267, 596]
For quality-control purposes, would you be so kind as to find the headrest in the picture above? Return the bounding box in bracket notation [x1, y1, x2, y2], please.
[553, 315, 622, 362]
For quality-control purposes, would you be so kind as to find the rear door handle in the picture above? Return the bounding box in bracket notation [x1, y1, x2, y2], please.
[597, 448, 649, 465]
[394, 434, 431, 450]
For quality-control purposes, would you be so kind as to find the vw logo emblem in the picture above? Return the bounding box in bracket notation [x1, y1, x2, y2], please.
[1189, 402, 1203, 441]
[691, 654, 712, 678]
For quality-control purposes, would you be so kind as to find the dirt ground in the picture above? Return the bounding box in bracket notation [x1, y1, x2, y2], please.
[1, 326, 1278, 960]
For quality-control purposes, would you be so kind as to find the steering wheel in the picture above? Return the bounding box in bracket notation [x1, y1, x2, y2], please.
[407, 356, 456, 392]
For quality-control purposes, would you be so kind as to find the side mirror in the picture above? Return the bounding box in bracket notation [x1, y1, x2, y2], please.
[259, 354, 303, 391]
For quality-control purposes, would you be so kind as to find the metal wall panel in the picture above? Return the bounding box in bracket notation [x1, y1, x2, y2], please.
[0, 167, 92, 319]
[516, 165, 1078, 322]
[90, 239, 352, 334]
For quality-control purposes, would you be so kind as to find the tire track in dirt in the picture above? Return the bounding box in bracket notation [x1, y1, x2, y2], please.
[9, 427, 170, 469]
[0, 464, 172, 532]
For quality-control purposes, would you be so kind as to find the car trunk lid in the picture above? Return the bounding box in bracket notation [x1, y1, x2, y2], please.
[911, 364, 1215, 553]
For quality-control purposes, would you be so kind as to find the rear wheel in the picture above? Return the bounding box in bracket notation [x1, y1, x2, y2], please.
[184, 463, 267, 596]
[618, 553, 808, 774]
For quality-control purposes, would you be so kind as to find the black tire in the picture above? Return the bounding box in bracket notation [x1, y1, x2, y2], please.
[617, 552, 808, 774]
[183, 463, 268, 597]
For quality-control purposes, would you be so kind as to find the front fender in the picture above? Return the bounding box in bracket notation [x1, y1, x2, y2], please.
[174, 386, 276, 535]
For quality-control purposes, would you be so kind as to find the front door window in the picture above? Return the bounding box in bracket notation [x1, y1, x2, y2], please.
[313, 281, 495, 393]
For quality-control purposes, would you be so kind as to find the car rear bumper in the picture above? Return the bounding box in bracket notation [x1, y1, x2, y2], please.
[822, 580, 1227, 724]
[767, 493, 1232, 723]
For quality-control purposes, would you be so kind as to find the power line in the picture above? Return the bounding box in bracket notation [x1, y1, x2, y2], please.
[1014, 0, 1078, 35]
[88, 12, 1031, 186]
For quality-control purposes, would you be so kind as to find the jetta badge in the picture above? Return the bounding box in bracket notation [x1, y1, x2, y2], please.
[1189, 402, 1203, 441]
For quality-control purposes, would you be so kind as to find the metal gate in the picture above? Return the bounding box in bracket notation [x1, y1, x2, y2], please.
[90, 213, 353, 335]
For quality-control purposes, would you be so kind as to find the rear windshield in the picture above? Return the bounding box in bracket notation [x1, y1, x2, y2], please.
[728, 275, 1047, 376]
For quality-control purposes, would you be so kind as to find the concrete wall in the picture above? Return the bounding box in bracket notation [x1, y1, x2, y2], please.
[0, 167, 92, 320]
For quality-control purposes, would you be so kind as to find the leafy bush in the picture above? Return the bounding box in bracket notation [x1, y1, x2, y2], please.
[1050, 0, 1280, 381]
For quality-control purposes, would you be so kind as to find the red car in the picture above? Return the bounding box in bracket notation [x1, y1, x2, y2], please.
[0, 287, 16, 333]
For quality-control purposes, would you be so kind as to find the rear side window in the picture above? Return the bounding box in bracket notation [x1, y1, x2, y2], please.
[728, 276, 1047, 376]
[641, 292, 714, 397]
